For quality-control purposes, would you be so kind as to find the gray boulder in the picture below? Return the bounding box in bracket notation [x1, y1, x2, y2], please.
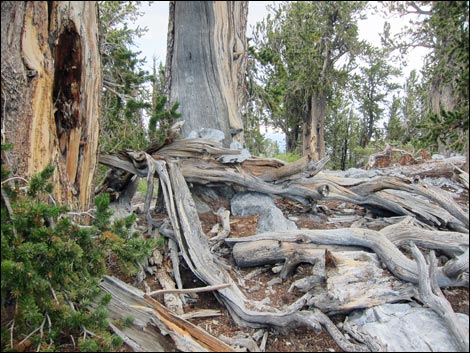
[231, 192, 297, 233]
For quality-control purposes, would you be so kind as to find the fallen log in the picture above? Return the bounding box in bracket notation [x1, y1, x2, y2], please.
[225, 227, 468, 287]
[231, 239, 416, 313]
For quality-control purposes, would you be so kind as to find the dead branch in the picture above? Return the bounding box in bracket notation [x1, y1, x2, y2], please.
[225, 228, 468, 287]
[410, 245, 469, 352]
[148, 283, 231, 297]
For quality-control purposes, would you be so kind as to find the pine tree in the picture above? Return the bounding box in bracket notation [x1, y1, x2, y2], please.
[1, 147, 156, 351]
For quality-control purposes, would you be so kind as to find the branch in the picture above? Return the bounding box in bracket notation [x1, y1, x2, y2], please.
[148, 283, 231, 297]
[1, 187, 17, 238]
[408, 2, 433, 16]
[410, 244, 469, 352]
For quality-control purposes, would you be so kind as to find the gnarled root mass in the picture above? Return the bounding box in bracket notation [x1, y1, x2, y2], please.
[97, 138, 469, 351]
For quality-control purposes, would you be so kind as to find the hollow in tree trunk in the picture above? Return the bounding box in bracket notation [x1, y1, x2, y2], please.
[1, 1, 101, 210]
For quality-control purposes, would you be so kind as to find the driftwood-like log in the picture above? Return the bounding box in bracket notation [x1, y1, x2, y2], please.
[380, 217, 468, 256]
[99, 275, 176, 352]
[232, 239, 417, 313]
[257, 155, 329, 182]
[225, 227, 468, 287]
[99, 275, 235, 352]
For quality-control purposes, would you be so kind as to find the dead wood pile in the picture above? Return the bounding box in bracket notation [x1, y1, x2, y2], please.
[96, 133, 469, 352]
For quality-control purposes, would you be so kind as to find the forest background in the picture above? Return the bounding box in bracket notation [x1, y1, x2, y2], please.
[98, 0, 469, 171]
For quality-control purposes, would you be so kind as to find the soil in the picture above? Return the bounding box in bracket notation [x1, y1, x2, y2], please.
[109, 159, 469, 352]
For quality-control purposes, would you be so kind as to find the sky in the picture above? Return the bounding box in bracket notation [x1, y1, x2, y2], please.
[132, 1, 431, 152]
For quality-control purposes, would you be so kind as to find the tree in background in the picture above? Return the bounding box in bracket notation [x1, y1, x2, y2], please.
[385, 95, 405, 142]
[353, 45, 401, 148]
[249, 1, 366, 159]
[381, 1, 469, 161]
[399, 70, 427, 146]
[98, 1, 153, 153]
[148, 57, 182, 145]
[325, 87, 362, 170]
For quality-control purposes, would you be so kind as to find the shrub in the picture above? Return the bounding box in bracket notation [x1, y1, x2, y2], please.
[1, 160, 156, 351]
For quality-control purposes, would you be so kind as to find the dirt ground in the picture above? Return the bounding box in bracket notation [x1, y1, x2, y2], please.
[111, 158, 469, 352]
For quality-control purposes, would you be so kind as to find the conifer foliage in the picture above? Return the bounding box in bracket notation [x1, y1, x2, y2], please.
[1, 146, 156, 351]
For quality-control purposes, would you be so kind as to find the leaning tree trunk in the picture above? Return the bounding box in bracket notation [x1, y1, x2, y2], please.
[165, 1, 248, 147]
[1, 1, 101, 210]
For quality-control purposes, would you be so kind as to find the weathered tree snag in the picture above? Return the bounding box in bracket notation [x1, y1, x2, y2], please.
[166, 1, 248, 146]
[309, 91, 327, 160]
[1, 1, 101, 210]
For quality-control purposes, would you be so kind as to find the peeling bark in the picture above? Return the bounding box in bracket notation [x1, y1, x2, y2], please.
[1, 1, 101, 210]
[166, 1, 248, 146]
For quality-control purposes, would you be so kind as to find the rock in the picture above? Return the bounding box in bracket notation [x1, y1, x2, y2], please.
[231, 192, 297, 233]
[343, 303, 469, 352]
[230, 141, 244, 150]
[432, 154, 446, 160]
[191, 184, 234, 206]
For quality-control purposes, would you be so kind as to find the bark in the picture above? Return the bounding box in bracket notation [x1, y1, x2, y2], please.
[309, 92, 327, 160]
[465, 132, 469, 173]
[1, 1, 101, 210]
[166, 1, 248, 146]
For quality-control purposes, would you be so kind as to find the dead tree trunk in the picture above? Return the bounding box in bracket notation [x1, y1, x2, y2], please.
[309, 91, 327, 160]
[165, 1, 248, 146]
[1, 1, 101, 210]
